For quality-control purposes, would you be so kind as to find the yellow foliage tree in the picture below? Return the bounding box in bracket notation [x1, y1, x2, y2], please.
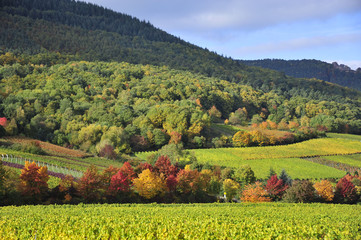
[133, 169, 166, 199]
[240, 182, 271, 203]
[314, 180, 334, 202]
[223, 179, 240, 201]
[232, 131, 251, 147]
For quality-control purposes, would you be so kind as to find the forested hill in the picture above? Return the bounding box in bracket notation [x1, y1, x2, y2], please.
[240, 59, 361, 91]
[1, 0, 361, 102]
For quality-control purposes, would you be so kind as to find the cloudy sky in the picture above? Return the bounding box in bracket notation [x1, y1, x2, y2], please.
[84, 0, 361, 69]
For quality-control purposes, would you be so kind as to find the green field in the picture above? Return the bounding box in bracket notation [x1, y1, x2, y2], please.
[1, 203, 360, 239]
[137, 137, 361, 179]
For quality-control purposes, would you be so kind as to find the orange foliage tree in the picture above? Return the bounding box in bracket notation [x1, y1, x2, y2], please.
[133, 169, 166, 199]
[240, 182, 271, 202]
[20, 161, 49, 200]
[313, 179, 334, 202]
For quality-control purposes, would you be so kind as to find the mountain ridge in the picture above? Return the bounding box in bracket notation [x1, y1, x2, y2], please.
[240, 59, 361, 91]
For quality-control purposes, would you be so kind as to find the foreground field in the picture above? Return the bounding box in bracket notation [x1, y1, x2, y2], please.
[1, 203, 360, 239]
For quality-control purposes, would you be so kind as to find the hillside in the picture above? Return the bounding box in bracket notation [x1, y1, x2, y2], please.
[240, 59, 361, 91]
[1, 59, 361, 155]
[1, 0, 361, 102]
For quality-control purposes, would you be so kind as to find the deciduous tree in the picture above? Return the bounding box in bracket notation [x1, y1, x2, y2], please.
[19, 161, 49, 200]
[313, 179, 334, 202]
[133, 169, 166, 199]
[240, 182, 271, 203]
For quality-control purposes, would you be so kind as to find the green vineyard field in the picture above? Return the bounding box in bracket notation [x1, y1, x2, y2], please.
[1, 203, 360, 239]
[137, 136, 361, 179]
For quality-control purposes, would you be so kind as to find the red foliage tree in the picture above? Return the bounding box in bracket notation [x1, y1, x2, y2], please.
[154, 155, 178, 178]
[166, 174, 178, 192]
[135, 162, 154, 174]
[334, 176, 359, 204]
[265, 174, 288, 201]
[119, 162, 137, 183]
[108, 171, 131, 195]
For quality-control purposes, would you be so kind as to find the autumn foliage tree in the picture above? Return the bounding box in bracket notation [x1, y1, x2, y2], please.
[154, 155, 178, 178]
[133, 169, 166, 199]
[119, 161, 137, 185]
[334, 176, 359, 204]
[108, 171, 131, 195]
[232, 131, 251, 147]
[265, 174, 288, 201]
[19, 161, 49, 200]
[313, 179, 334, 202]
[78, 165, 103, 202]
[176, 169, 203, 194]
[240, 182, 271, 203]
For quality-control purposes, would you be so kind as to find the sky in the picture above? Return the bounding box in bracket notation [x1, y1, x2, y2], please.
[84, 0, 361, 70]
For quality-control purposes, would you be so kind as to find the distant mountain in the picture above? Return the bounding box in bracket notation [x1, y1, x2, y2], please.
[240, 59, 361, 91]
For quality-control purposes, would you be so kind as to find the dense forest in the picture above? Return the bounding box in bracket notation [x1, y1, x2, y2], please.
[0, 54, 360, 155]
[1, 0, 361, 100]
[241, 59, 361, 91]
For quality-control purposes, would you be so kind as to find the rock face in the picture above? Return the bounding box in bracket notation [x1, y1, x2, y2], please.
[332, 62, 352, 72]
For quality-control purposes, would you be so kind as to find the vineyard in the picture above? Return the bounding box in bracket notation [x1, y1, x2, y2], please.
[137, 135, 361, 179]
[0, 203, 360, 239]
